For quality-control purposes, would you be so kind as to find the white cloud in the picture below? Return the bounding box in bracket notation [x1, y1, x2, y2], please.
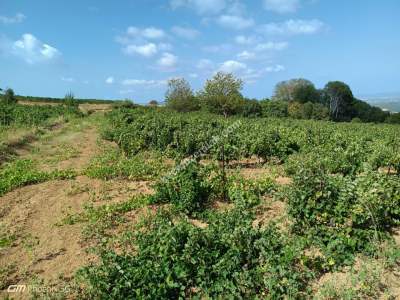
[105, 76, 114, 84]
[123, 43, 158, 57]
[121, 79, 167, 88]
[142, 27, 166, 39]
[196, 58, 214, 70]
[242, 64, 285, 83]
[255, 41, 288, 51]
[263, 0, 300, 14]
[157, 52, 178, 71]
[158, 43, 173, 51]
[212, 59, 285, 83]
[126, 26, 166, 39]
[61, 76, 75, 83]
[202, 43, 232, 53]
[218, 60, 247, 73]
[265, 64, 285, 72]
[170, 0, 226, 15]
[217, 15, 255, 30]
[0, 13, 26, 24]
[234, 35, 258, 45]
[259, 19, 325, 35]
[237, 51, 256, 60]
[12, 33, 61, 64]
[119, 89, 135, 95]
[171, 26, 200, 40]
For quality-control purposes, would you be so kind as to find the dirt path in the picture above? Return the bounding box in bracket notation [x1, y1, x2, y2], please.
[0, 114, 149, 298]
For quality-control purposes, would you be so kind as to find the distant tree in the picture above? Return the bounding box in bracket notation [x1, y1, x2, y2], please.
[113, 99, 136, 109]
[1, 88, 17, 105]
[200, 72, 244, 117]
[311, 102, 329, 120]
[324, 81, 355, 121]
[287, 102, 303, 119]
[165, 78, 199, 112]
[385, 112, 400, 124]
[273, 79, 320, 103]
[148, 100, 159, 107]
[260, 99, 288, 118]
[64, 91, 79, 108]
[352, 99, 388, 122]
[240, 98, 262, 117]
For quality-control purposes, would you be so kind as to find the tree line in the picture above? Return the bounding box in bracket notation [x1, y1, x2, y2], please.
[163, 73, 400, 124]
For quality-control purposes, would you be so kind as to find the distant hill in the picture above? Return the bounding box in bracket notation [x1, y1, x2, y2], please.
[361, 95, 400, 113]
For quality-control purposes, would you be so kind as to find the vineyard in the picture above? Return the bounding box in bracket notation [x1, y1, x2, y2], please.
[0, 102, 399, 299]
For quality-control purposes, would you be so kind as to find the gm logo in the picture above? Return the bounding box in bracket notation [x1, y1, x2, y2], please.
[7, 285, 26, 293]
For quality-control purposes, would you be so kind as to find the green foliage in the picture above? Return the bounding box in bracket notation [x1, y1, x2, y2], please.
[260, 99, 288, 117]
[199, 72, 244, 117]
[240, 98, 262, 117]
[286, 165, 400, 267]
[273, 78, 320, 103]
[165, 78, 199, 112]
[0, 159, 76, 196]
[0, 88, 17, 105]
[85, 148, 166, 180]
[386, 112, 400, 124]
[0, 103, 81, 127]
[64, 91, 79, 108]
[150, 161, 212, 215]
[79, 209, 315, 299]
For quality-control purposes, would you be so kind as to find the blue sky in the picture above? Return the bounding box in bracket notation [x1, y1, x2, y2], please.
[1, 0, 399, 103]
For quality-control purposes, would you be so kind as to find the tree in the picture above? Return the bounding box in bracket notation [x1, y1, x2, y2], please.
[64, 91, 78, 108]
[273, 79, 320, 103]
[148, 100, 159, 107]
[260, 99, 288, 118]
[240, 98, 262, 117]
[324, 81, 355, 121]
[165, 78, 199, 112]
[386, 112, 400, 124]
[1, 88, 17, 105]
[352, 99, 388, 122]
[200, 72, 244, 117]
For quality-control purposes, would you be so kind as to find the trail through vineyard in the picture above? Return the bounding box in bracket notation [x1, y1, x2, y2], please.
[0, 112, 151, 297]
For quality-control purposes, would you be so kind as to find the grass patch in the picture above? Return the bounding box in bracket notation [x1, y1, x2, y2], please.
[0, 159, 77, 196]
[85, 147, 167, 180]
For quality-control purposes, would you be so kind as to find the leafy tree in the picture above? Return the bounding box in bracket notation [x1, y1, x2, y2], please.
[148, 99, 159, 107]
[311, 102, 329, 120]
[260, 99, 288, 117]
[200, 72, 244, 117]
[352, 99, 388, 122]
[165, 78, 199, 112]
[324, 81, 355, 121]
[240, 98, 261, 117]
[273, 79, 320, 103]
[386, 112, 400, 124]
[1, 88, 17, 105]
[287, 102, 303, 119]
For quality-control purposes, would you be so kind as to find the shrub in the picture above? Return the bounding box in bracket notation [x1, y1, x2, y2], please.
[150, 161, 212, 215]
[64, 92, 79, 108]
[286, 166, 400, 267]
[0, 88, 17, 105]
[79, 209, 315, 299]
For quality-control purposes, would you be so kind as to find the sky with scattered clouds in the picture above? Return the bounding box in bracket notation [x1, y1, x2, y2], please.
[1, 0, 399, 102]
